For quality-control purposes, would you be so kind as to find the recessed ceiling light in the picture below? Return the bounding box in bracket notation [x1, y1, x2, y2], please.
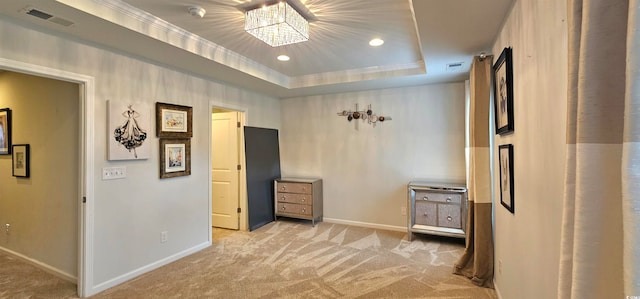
[277, 55, 290, 61]
[369, 38, 384, 47]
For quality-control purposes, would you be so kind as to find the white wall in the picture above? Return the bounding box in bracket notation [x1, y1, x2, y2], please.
[0, 17, 280, 292]
[280, 83, 466, 228]
[0, 71, 79, 279]
[492, 1, 568, 298]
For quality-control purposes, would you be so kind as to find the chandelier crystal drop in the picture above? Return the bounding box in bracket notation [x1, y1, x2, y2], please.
[245, 1, 309, 47]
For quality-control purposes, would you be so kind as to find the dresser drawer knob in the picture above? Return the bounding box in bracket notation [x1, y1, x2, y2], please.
[423, 196, 429, 200]
[447, 216, 453, 221]
[302, 208, 306, 213]
[281, 196, 286, 200]
[281, 206, 286, 210]
[423, 212, 429, 216]
[301, 197, 306, 202]
[446, 197, 452, 202]
[281, 186, 286, 190]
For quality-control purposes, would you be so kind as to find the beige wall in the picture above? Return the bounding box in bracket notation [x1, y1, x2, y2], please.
[0, 17, 281, 293]
[0, 71, 79, 278]
[492, 1, 568, 298]
[280, 83, 466, 228]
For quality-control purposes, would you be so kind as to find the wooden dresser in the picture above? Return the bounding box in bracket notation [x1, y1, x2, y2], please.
[407, 181, 467, 241]
[274, 178, 323, 226]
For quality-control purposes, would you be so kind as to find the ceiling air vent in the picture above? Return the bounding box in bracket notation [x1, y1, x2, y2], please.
[446, 62, 464, 72]
[26, 8, 53, 20]
[22, 6, 74, 27]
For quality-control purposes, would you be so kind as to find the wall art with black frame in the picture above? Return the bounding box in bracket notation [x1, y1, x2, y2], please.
[12, 144, 29, 178]
[493, 47, 514, 135]
[0, 108, 11, 155]
[499, 144, 514, 213]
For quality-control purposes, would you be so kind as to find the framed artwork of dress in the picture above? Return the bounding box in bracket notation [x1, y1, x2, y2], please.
[108, 101, 151, 160]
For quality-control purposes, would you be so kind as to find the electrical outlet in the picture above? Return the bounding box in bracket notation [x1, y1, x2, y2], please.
[161, 231, 168, 243]
[401, 207, 407, 216]
[498, 259, 503, 275]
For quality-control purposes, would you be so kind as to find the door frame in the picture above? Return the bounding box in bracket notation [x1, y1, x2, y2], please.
[209, 102, 248, 231]
[0, 57, 94, 297]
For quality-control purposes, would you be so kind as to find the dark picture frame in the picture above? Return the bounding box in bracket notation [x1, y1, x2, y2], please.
[156, 102, 193, 138]
[159, 138, 191, 179]
[493, 47, 514, 135]
[12, 144, 30, 178]
[0, 108, 12, 155]
[499, 144, 514, 213]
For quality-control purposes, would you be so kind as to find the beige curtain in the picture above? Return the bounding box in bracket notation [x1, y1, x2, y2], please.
[558, 0, 639, 298]
[453, 56, 494, 288]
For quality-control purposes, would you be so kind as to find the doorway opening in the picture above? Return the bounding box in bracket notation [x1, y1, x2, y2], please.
[211, 107, 247, 231]
[0, 58, 94, 297]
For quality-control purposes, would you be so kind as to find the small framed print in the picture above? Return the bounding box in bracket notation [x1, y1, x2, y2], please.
[493, 47, 514, 135]
[0, 108, 11, 155]
[499, 144, 514, 213]
[12, 144, 30, 178]
[159, 138, 191, 179]
[156, 102, 193, 138]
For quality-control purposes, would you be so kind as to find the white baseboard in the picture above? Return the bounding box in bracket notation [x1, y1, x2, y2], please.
[89, 241, 211, 296]
[323, 218, 406, 232]
[494, 277, 503, 299]
[0, 246, 76, 283]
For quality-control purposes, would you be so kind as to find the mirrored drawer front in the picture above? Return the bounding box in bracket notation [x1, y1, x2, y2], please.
[438, 204, 462, 229]
[414, 201, 437, 226]
[415, 192, 462, 204]
[277, 203, 312, 216]
[277, 183, 312, 194]
[277, 193, 312, 205]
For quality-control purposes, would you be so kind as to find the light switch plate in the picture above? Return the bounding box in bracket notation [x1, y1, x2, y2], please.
[102, 167, 127, 180]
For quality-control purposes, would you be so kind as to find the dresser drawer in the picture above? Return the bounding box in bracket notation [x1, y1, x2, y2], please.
[276, 182, 312, 194]
[437, 204, 462, 229]
[276, 192, 312, 205]
[415, 192, 462, 204]
[414, 201, 437, 226]
[277, 202, 312, 216]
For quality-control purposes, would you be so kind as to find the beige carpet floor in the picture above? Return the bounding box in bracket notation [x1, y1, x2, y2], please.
[1, 220, 497, 298]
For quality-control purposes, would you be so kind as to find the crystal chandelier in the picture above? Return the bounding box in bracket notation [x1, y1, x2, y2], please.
[244, 1, 309, 47]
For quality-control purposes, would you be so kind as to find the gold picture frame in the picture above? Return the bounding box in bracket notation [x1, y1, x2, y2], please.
[159, 138, 191, 179]
[156, 102, 193, 138]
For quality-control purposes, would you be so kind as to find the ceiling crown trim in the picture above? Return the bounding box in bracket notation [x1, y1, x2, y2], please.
[54, 0, 429, 92]
[57, 0, 290, 87]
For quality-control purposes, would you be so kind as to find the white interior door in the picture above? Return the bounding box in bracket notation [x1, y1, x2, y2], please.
[211, 111, 240, 229]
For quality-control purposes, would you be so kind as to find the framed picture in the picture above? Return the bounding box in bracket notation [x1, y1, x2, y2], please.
[12, 144, 29, 178]
[499, 144, 514, 213]
[493, 47, 514, 135]
[159, 138, 191, 179]
[108, 101, 151, 160]
[0, 108, 11, 155]
[156, 102, 193, 138]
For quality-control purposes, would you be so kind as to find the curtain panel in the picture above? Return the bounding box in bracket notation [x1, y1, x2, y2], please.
[558, 0, 639, 297]
[453, 56, 494, 288]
